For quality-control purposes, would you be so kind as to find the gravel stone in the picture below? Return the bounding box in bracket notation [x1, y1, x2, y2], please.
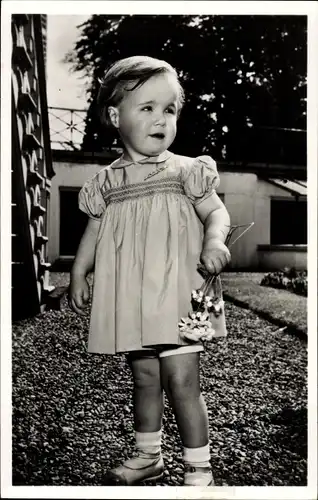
[12, 275, 307, 486]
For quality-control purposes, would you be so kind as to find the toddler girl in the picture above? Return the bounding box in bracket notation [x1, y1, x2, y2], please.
[68, 55, 231, 486]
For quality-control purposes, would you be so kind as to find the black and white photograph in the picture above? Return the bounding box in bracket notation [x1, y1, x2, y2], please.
[1, 1, 317, 499]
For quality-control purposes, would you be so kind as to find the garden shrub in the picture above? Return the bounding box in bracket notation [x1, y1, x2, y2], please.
[260, 267, 307, 296]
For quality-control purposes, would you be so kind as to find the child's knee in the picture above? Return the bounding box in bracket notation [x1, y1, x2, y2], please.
[128, 353, 161, 390]
[168, 372, 200, 399]
[161, 354, 201, 399]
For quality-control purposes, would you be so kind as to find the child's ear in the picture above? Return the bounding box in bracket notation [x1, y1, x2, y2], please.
[108, 106, 120, 128]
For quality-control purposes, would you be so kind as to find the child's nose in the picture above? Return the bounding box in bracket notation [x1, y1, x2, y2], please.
[154, 111, 166, 125]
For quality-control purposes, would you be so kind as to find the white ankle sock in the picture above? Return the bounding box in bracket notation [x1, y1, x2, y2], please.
[135, 430, 162, 456]
[183, 444, 211, 468]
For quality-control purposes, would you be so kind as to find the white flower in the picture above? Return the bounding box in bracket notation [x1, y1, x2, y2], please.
[205, 296, 212, 302]
[213, 300, 224, 313]
[180, 329, 200, 342]
[199, 291, 204, 297]
[202, 330, 214, 341]
[201, 320, 212, 328]
[191, 313, 196, 319]
[207, 301, 213, 307]
[201, 312, 210, 322]
[185, 316, 192, 323]
[197, 297, 202, 302]
[178, 317, 192, 328]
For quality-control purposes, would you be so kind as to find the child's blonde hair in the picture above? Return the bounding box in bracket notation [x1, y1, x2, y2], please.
[97, 55, 185, 128]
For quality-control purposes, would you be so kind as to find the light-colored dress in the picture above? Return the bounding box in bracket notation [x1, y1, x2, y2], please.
[79, 151, 220, 354]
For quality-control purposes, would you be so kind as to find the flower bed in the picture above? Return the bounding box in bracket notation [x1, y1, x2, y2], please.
[260, 268, 307, 297]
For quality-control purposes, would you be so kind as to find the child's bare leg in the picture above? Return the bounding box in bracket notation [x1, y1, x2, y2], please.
[128, 352, 163, 432]
[160, 351, 213, 485]
[160, 351, 208, 446]
[107, 352, 164, 485]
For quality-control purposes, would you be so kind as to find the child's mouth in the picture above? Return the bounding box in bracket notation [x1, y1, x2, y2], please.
[150, 133, 165, 140]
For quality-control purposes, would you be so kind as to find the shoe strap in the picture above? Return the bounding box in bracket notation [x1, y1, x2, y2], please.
[123, 455, 162, 471]
[185, 465, 211, 473]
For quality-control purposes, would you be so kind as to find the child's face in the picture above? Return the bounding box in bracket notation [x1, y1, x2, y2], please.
[108, 72, 179, 161]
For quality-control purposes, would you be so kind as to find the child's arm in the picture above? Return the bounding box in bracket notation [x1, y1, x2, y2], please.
[195, 192, 231, 275]
[68, 218, 100, 315]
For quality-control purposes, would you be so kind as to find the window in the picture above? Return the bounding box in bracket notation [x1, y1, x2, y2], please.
[270, 198, 307, 245]
[59, 188, 88, 256]
[217, 192, 225, 203]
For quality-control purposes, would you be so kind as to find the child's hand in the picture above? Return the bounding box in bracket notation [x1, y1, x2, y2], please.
[68, 275, 90, 316]
[200, 239, 231, 275]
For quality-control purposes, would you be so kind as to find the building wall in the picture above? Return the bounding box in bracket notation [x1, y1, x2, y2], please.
[48, 161, 306, 270]
[219, 172, 298, 269]
[257, 245, 307, 270]
[11, 14, 55, 319]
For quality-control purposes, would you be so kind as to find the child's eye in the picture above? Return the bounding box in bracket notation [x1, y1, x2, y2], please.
[165, 107, 176, 115]
[142, 106, 152, 112]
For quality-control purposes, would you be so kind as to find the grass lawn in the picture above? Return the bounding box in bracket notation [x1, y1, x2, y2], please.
[221, 272, 307, 337]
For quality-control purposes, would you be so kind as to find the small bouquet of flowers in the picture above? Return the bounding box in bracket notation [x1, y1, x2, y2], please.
[179, 272, 225, 342]
[179, 223, 254, 343]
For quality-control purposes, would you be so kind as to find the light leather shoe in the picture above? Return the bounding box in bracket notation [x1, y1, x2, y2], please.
[106, 454, 164, 485]
[184, 466, 215, 486]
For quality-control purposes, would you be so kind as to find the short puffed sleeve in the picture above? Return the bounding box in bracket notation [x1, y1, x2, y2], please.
[183, 155, 220, 205]
[78, 175, 106, 220]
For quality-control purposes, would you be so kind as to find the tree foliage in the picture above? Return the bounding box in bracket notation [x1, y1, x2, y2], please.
[66, 15, 307, 164]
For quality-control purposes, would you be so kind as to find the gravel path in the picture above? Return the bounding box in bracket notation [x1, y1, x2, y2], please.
[12, 279, 307, 487]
